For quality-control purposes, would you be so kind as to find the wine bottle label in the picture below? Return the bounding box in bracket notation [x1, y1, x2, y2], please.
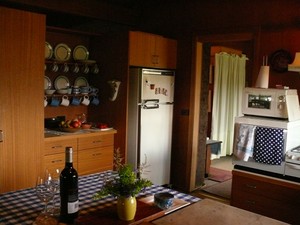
[68, 200, 79, 214]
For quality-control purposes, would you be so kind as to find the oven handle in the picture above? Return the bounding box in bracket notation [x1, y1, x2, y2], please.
[286, 163, 300, 170]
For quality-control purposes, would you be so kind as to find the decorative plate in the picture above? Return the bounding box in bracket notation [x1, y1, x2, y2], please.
[74, 76, 89, 87]
[270, 49, 292, 73]
[54, 75, 70, 90]
[45, 42, 53, 59]
[44, 76, 52, 90]
[54, 43, 71, 61]
[73, 45, 89, 61]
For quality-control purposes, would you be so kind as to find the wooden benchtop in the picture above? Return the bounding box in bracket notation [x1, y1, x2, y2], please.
[44, 128, 117, 141]
[150, 199, 288, 225]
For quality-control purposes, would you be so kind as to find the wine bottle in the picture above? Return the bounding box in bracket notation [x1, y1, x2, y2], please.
[60, 147, 79, 223]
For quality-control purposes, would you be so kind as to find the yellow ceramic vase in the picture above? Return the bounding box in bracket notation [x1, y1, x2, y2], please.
[117, 196, 137, 221]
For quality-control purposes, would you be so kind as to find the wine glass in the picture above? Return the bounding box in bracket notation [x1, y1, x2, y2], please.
[35, 174, 56, 214]
[46, 168, 61, 216]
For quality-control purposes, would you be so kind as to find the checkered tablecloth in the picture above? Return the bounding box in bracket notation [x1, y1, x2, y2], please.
[0, 171, 200, 225]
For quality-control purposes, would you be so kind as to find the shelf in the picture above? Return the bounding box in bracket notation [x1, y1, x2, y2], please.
[46, 26, 104, 37]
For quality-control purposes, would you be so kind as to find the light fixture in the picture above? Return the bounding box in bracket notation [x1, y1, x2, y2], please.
[288, 52, 300, 72]
[255, 56, 269, 88]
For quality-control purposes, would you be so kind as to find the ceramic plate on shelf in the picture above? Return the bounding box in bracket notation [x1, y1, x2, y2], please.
[54, 75, 70, 90]
[74, 76, 89, 87]
[44, 76, 52, 90]
[73, 45, 89, 61]
[45, 42, 53, 59]
[54, 43, 71, 61]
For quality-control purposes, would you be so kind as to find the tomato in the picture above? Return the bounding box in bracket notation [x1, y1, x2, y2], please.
[98, 123, 108, 129]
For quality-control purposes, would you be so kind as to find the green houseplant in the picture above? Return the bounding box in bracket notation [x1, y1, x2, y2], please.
[93, 149, 152, 221]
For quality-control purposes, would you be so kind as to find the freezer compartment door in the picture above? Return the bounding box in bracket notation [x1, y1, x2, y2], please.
[142, 73, 174, 103]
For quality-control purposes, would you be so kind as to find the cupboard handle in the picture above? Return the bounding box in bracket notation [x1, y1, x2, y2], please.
[0, 130, 3, 142]
[92, 153, 102, 156]
[92, 140, 102, 143]
[246, 184, 257, 189]
[246, 200, 256, 205]
[51, 145, 63, 149]
[51, 159, 63, 163]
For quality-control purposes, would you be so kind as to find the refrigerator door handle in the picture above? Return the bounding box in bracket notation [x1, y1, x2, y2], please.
[143, 103, 159, 109]
[142, 99, 159, 109]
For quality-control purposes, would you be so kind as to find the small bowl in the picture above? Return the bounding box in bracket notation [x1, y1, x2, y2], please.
[57, 89, 68, 94]
[81, 123, 92, 129]
[154, 192, 174, 210]
[45, 89, 56, 95]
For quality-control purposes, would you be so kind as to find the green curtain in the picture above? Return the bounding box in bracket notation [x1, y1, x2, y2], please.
[211, 52, 247, 158]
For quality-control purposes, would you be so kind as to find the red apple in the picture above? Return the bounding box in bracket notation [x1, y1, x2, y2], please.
[71, 121, 80, 128]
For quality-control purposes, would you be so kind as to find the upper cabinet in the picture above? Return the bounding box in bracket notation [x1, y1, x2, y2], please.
[129, 31, 177, 69]
[0, 6, 45, 193]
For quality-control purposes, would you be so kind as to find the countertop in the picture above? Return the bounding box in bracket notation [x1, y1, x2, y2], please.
[151, 199, 288, 225]
[44, 128, 117, 140]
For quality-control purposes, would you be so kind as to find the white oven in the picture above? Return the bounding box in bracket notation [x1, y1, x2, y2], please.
[233, 116, 300, 177]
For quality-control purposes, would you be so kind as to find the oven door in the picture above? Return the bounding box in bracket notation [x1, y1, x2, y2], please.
[285, 163, 300, 178]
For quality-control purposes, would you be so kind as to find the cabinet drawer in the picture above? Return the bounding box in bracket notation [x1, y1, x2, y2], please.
[45, 139, 77, 155]
[44, 152, 78, 172]
[232, 170, 300, 203]
[231, 189, 300, 224]
[78, 146, 113, 175]
[78, 134, 113, 150]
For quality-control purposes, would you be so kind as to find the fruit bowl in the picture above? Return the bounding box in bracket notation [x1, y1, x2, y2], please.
[60, 127, 81, 133]
[81, 123, 92, 129]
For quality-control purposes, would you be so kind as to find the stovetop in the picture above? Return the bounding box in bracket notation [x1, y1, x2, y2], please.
[286, 146, 300, 165]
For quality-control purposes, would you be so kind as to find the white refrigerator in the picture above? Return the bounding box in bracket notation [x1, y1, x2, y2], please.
[127, 68, 175, 185]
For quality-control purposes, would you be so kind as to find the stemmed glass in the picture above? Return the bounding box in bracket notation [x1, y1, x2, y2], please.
[47, 168, 61, 216]
[35, 173, 56, 215]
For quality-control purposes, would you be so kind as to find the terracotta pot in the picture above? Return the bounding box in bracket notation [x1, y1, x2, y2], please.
[117, 196, 136, 221]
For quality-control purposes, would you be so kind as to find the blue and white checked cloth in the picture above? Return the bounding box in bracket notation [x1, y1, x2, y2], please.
[0, 171, 200, 225]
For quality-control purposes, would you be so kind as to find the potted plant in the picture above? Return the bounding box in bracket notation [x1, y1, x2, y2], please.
[93, 149, 152, 221]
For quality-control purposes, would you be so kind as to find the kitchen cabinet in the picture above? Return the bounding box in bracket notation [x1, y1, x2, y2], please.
[44, 138, 78, 172]
[0, 7, 45, 193]
[78, 134, 114, 175]
[129, 31, 177, 69]
[44, 131, 115, 176]
[231, 169, 300, 224]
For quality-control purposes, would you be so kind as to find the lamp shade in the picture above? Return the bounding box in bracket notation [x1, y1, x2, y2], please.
[288, 52, 300, 72]
[255, 66, 269, 88]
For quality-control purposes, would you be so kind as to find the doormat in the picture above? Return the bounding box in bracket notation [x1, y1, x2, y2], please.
[208, 167, 232, 182]
[203, 179, 232, 199]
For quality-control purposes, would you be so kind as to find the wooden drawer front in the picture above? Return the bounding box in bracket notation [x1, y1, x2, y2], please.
[232, 172, 300, 204]
[231, 189, 300, 224]
[78, 146, 113, 175]
[45, 139, 77, 155]
[78, 134, 113, 150]
[44, 152, 78, 172]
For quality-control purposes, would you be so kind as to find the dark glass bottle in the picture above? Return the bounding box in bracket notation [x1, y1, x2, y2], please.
[60, 147, 79, 223]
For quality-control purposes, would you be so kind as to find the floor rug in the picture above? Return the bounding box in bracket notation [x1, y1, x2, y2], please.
[208, 167, 232, 182]
[202, 179, 232, 199]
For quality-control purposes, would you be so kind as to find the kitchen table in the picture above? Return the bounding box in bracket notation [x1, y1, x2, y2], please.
[0, 171, 200, 225]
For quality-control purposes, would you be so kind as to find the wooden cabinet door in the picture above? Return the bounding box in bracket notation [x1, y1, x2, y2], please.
[129, 31, 177, 69]
[155, 36, 177, 69]
[0, 7, 45, 193]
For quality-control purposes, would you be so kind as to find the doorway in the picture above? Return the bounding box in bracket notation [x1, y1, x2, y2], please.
[197, 35, 255, 175]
